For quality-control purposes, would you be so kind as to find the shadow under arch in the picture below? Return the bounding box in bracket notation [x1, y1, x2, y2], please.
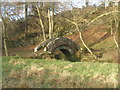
[53, 45, 79, 62]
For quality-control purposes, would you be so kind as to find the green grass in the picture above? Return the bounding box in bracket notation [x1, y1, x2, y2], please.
[2, 56, 119, 88]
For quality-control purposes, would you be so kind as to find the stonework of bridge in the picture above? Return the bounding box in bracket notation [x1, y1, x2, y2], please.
[34, 37, 79, 60]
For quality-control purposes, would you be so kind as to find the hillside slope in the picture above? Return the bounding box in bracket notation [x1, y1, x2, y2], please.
[6, 23, 119, 63]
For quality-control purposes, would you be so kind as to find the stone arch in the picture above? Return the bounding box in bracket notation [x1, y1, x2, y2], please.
[46, 37, 79, 54]
[34, 37, 79, 61]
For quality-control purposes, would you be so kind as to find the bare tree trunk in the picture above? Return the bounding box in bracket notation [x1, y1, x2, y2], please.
[110, 6, 120, 51]
[86, 0, 89, 7]
[1, 3, 8, 56]
[51, 12, 54, 38]
[48, 9, 52, 39]
[113, 33, 120, 51]
[118, 2, 120, 64]
[51, 2, 54, 38]
[48, 3, 54, 39]
[2, 22, 8, 56]
[118, 2, 120, 52]
[36, 6, 46, 41]
[104, 0, 107, 9]
[25, 3, 28, 39]
[110, 24, 120, 51]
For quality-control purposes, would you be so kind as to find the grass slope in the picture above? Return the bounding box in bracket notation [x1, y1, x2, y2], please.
[2, 56, 119, 88]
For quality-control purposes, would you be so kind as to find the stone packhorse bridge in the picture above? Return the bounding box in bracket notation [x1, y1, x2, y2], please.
[34, 37, 79, 61]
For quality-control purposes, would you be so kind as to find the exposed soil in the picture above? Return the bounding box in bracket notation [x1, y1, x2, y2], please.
[65, 24, 110, 46]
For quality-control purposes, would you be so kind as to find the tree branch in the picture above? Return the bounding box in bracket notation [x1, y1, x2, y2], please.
[65, 18, 97, 59]
[88, 11, 118, 26]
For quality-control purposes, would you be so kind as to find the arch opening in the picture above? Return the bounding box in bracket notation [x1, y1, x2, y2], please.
[54, 48, 79, 62]
[60, 49, 72, 58]
[52, 45, 79, 61]
[54, 49, 72, 61]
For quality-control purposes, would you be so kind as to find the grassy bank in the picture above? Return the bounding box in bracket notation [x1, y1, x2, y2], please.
[2, 56, 119, 88]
